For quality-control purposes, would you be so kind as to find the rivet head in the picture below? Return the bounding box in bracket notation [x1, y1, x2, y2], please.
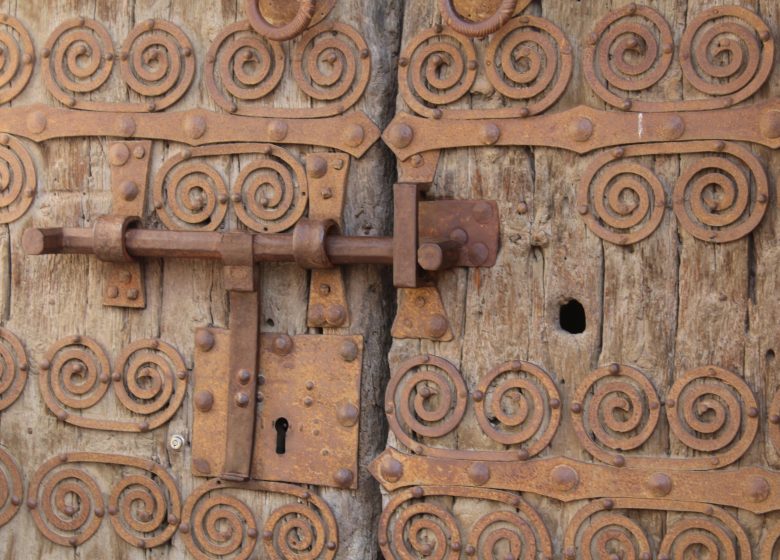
[337, 402, 359, 427]
[747, 476, 770, 502]
[517, 449, 530, 460]
[551, 464, 579, 491]
[325, 304, 347, 326]
[647, 472, 673, 497]
[184, 114, 207, 139]
[467, 462, 490, 486]
[660, 114, 685, 140]
[235, 392, 250, 407]
[344, 124, 365, 147]
[267, 120, 288, 142]
[472, 390, 484, 402]
[571, 402, 583, 414]
[339, 340, 359, 362]
[303, 396, 314, 407]
[107, 286, 119, 299]
[608, 363, 620, 375]
[26, 111, 47, 134]
[272, 334, 293, 356]
[426, 314, 449, 339]
[119, 180, 139, 201]
[307, 155, 328, 178]
[133, 145, 146, 159]
[192, 457, 210, 474]
[109, 143, 131, 166]
[194, 390, 214, 412]
[386, 123, 414, 148]
[118, 116, 136, 137]
[380, 456, 404, 482]
[570, 117, 594, 142]
[411, 486, 424, 498]
[333, 468, 354, 488]
[237, 369, 252, 385]
[126, 288, 139, 301]
[480, 123, 501, 145]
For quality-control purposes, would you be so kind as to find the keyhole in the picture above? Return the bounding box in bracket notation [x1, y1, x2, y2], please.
[274, 418, 289, 454]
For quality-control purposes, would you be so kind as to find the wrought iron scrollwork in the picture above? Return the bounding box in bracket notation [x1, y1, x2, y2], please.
[38, 335, 188, 432]
[180, 479, 338, 560]
[28, 453, 181, 548]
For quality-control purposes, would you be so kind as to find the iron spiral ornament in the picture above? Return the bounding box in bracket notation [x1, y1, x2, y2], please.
[0, 14, 35, 104]
[0, 133, 36, 224]
[0, 327, 28, 411]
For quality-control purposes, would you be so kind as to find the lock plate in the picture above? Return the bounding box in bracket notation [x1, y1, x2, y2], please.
[192, 331, 363, 489]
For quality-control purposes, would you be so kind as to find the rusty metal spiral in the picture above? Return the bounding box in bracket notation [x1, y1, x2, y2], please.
[42, 17, 114, 108]
[438, 0, 517, 38]
[584, 5, 673, 111]
[673, 143, 769, 243]
[578, 514, 650, 560]
[659, 516, 747, 559]
[0, 132, 36, 224]
[292, 22, 370, 109]
[0, 327, 28, 412]
[0, 448, 22, 529]
[119, 19, 195, 112]
[40, 335, 111, 416]
[572, 364, 661, 467]
[29, 453, 181, 549]
[153, 148, 229, 231]
[578, 152, 666, 246]
[474, 360, 560, 456]
[484, 16, 572, 116]
[467, 508, 553, 559]
[770, 389, 780, 455]
[232, 144, 309, 233]
[680, 6, 774, 106]
[245, 0, 316, 42]
[391, 501, 459, 560]
[386, 355, 467, 451]
[205, 21, 285, 115]
[181, 479, 337, 560]
[667, 366, 758, 466]
[113, 338, 188, 431]
[759, 523, 780, 559]
[0, 14, 35, 104]
[399, 27, 477, 118]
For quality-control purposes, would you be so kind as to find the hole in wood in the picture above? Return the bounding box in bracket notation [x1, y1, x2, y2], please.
[274, 417, 289, 454]
[559, 299, 586, 334]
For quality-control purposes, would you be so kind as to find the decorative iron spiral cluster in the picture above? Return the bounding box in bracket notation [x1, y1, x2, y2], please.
[153, 144, 308, 233]
[0, 327, 28, 411]
[380, 487, 552, 560]
[0, 134, 36, 224]
[181, 480, 338, 560]
[564, 499, 750, 560]
[29, 453, 180, 549]
[474, 360, 560, 457]
[572, 364, 661, 465]
[578, 152, 666, 246]
[0, 15, 35, 104]
[43, 17, 194, 111]
[484, 16, 572, 116]
[0, 448, 22, 529]
[386, 355, 467, 452]
[39, 336, 187, 432]
[666, 366, 758, 465]
[585, 5, 774, 111]
[205, 21, 285, 115]
[672, 143, 768, 243]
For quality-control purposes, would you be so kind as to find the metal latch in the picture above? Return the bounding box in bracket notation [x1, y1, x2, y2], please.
[23, 178, 500, 486]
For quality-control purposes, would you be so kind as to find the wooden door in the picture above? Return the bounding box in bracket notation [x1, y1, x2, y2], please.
[1, 0, 780, 559]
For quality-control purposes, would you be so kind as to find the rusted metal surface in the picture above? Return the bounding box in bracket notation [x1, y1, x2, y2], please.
[391, 287, 454, 341]
[246, 0, 316, 41]
[379, 485, 551, 559]
[418, 199, 500, 267]
[38, 335, 188, 432]
[209, 19, 370, 118]
[0, 448, 23, 529]
[383, 99, 780, 161]
[564, 498, 750, 559]
[771, 390, 780, 454]
[0, 104, 380, 157]
[384, 355, 559, 460]
[440, 0, 528, 38]
[193, 332, 362, 489]
[400, 17, 571, 119]
[0, 133, 36, 224]
[180, 478, 338, 560]
[0, 15, 35, 105]
[27, 452, 181, 548]
[393, 183, 420, 288]
[585, 5, 773, 112]
[42, 18, 195, 112]
[579, 141, 768, 245]
[308, 268, 350, 328]
[0, 328, 29, 412]
[371, 447, 780, 515]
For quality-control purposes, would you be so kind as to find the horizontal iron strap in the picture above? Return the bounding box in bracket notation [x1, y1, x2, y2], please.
[23, 227, 394, 265]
